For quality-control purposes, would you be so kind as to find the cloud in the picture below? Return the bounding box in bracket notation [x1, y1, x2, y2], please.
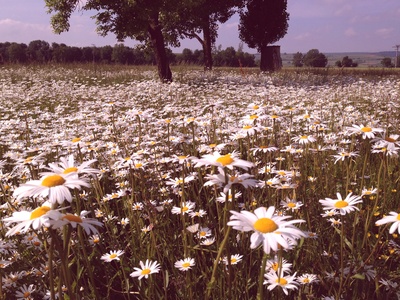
[344, 27, 356, 37]
[223, 21, 239, 30]
[375, 27, 394, 39]
[334, 4, 352, 16]
[0, 18, 52, 42]
[294, 32, 311, 41]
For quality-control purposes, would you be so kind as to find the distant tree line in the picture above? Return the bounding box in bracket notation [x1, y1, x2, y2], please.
[0, 40, 256, 67]
[292, 49, 328, 68]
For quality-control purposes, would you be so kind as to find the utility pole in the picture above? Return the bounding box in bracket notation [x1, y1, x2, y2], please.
[393, 44, 400, 68]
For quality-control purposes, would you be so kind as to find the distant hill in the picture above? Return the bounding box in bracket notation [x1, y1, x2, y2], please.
[279, 51, 397, 67]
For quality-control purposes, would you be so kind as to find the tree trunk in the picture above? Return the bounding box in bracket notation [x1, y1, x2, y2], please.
[260, 45, 282, 72]
[202, 19, 213, 71]
[148, 15, 172, 82]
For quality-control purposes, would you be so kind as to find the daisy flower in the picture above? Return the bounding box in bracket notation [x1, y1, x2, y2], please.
[264, 271, 298, 295]
[89, 234, 101, 246]
[15, 284, 35, 300]
[361, 187, 378, 197]
[193, 151, 254, 170]
[44, 155, 100, 176]
[101, 250, 124, 262]
[375, 212, 400, 234]
[3, 202, 60, 237]
[130, 259, 161, 280]
[174, 258, 195, 271]
[171, 201, 195, 215]
[200, 237, 215, 246]
[222, 254, 243, 265]
[13, 172, 91, 204]
[319, 192, 362, 215]
[266, 256, 292, 274]
[297, 273, 319, 284]
[280, 197, 303, 211]
[328, 218, 342, 227]
[346, 124, 384, 139]
[292, 134, 316, 145]
[197, 227, 212, 239]
[332, 150, 359, 164]
[227, 206, 306, 254]
[50, 210, 103, 235]
[189, 209, 207, 218]
[216, 190, 242, 203]
[204, 168, 259, 193]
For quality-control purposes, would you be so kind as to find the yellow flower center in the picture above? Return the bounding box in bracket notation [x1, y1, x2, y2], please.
[287, 203, 296, 208]
[23, 292, 31, 298]
[182, 206, 189, 212]
[334, 201, 348, 208]
[300, 135, 308, 139]
[72, 137, 81, 143]
[182, 262, 191, 268]
[62, 214, 83, 223]
[24, 156, 34, 163]
[253, 105, 259, 109]
[303, 278, 310, 283]
[231, 258, 237, 264]
[271, 115, 278, 119]
[41, 174, 66, 187]
[199, 231, 206, 237]
[63, 167, 78, 174]
[396, 214, 400, 221]
[250, 114, 258, 119]
[178, 155, 187, 160]
[243, 125, 252, 130]
[361, 127, 372, 132]
[272, 263, 279, 271]
[276, 278, 288, 285]
[135, 163, 143, 168]
[109, 253, 117, 259]
[209, 143, 217, 148]
[30, 206, 51, 220]
[385, 137, 396, 143]
[165, 119, 171, 124]
[216, 154, 234, 166]
[254, 218, 278, 233]
[141, 268, 151, 275]
[304, 114, 310, 119]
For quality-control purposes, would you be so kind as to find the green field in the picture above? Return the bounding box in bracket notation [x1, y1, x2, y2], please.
[0, 65, 400, 300]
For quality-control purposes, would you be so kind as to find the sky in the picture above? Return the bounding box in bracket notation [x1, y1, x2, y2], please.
[0, 0, 399, 54]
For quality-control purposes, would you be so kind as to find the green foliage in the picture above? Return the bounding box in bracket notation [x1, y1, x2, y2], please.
[335, 56, 358, 68]
[1, 65, 400, 300]
[303, 49, 328, 68]
[239, 0, 289, 51]
[292, 52, 303, 67]
[381, 57, 394, 68]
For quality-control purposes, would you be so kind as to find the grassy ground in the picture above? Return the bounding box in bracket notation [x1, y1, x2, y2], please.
[0, 64, 399, 299]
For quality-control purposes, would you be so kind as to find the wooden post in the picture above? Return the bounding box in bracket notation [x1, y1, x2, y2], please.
[260, 45, 282, 71]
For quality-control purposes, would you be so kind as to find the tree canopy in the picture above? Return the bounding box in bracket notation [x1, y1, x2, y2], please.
[303, 49, 328, 68]
[239, 0, 289, 71]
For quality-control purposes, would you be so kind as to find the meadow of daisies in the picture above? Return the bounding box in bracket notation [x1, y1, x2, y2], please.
[0, 65, 400, 299]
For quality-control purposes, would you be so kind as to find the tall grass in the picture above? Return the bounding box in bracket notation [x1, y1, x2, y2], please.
[0, 65, 399, 299]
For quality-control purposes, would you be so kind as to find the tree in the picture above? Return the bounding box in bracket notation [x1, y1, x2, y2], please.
[176, 0, 242, 70]
[8, 43, 27, 63]
[292, 52, 303, 67]
[44, 0, 185, 82]
[239, 0, 289, 71]
[381, 57, 393, 68]
[27, 40, 51, 63]
[303, 49, 327, 67]
[336, 56, 358, 68]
